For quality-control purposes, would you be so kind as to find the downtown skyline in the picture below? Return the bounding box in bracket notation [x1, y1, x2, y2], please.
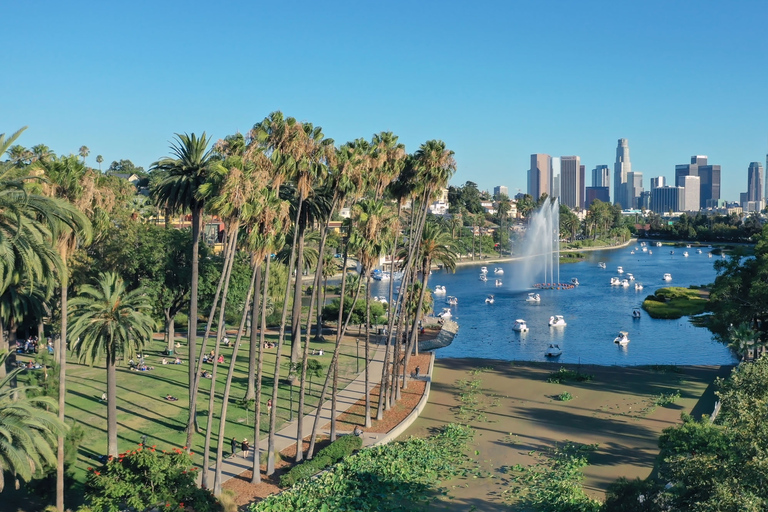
[3, 0, 767, 201]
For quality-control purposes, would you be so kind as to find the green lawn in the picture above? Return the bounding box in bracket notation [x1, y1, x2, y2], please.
[642, 287, 709, 319]
[17, 328, 365, 493]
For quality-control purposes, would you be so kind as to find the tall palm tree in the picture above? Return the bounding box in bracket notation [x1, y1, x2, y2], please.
[68, 272, 156, 456]
[151, 132, 215, 449]
[350, 199, 394, 427]
[0, 350, 67, 493]
[78, 146, 89, 165]
[403, 221, 456, 363]
[95, 155, 103, 171]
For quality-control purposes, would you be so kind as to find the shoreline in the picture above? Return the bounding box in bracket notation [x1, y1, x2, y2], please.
[451, 238, 634, 268]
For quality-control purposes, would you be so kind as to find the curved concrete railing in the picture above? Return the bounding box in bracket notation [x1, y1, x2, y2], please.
[372, 350, 436, 446]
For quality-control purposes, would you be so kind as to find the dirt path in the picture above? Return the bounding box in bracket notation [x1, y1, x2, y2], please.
[401, 358, 732, 510]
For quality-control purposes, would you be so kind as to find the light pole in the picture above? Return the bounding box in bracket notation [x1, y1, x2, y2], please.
[356, 338, 360, 373]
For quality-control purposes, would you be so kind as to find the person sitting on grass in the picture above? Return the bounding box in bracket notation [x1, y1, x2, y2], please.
[174, 357, 182, 364]
[201, 370, 212, 379]
[217, 354, 224, 364]
[161, 358, 168, 365]
[164, 394, 179, 401]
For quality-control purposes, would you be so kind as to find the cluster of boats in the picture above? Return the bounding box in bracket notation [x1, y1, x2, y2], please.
[372, 269, 403, 281]
[479, 266, 505, 283]
[605, 264, 674, 287]
[512, 314, 566, 333]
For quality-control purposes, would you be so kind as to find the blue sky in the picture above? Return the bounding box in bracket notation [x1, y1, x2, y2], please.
[3, 0, 767, 201]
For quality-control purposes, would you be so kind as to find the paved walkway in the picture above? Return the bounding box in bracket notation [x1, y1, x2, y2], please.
[209, 337, 388, 484]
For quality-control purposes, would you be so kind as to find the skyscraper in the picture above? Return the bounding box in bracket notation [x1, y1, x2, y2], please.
[493, 185, 509, 198]
[626, 171, 644, 209]
[613, 139, 631, 208]
[680, 176, 701, 211]
[675, 155, 720, 209]
[650, 176, 666, 189]
[560, 156, 582, 208]
[528, 154, 552, 200]
[592, 165, 610, 187]
[748, 162, 763, 202]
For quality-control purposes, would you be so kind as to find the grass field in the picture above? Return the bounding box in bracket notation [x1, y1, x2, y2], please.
[11, 327, 370, 510]
[642, 287, 709, 319]
[401, 358, 731, 511]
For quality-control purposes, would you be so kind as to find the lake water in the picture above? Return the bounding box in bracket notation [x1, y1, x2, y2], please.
[368, 244, 737, 366]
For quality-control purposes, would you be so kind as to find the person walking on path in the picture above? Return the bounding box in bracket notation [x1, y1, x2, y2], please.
[241, 438, 250, 459]
[231, 437, 238, 458]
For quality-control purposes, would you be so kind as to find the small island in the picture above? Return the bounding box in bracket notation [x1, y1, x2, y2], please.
[642, 287, 709, 319]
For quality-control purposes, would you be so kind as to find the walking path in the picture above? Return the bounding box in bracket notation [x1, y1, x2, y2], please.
[209, 338, 388, 484]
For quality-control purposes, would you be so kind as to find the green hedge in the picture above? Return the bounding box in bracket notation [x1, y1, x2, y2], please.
[279, 434, 362, 487]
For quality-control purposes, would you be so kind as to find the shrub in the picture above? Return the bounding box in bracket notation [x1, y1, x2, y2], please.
[84, 445, 220, 512]
[547, 367, 594, 384]
[558, 392, 573, 402]
[279, 435, 362, 487]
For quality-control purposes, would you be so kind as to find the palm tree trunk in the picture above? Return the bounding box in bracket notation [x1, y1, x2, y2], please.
[267, 197, 303, 475]
[213, 262, 257, 495]
[244, 263, 262, 401]
[364, 272, 372, 427]
[294, 221, 331, 462]
[201, 225, 239, 488]
[290, 225, 306, 364]
[377, 203, 402, 418]
[185, 226, 234, 448]
[251, 256, 270, 484]
[165, 309, 176, 355]
[56, 281, 67, 511]
[403, 265, 430, 381]
[106, 356, 118, 457]
[185, 206, 203, 447]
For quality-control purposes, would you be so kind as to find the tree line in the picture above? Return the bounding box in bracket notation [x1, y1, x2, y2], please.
[0, 115, 459, 510]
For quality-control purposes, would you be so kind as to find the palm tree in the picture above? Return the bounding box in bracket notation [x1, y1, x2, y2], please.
[78, 146, 89, 165]
[95, 155, 103, 171]
[402, 221, 456, 376]
[0, 350, 67, 493]
[151, 132, 215, 449]
[350, 199, 394, 427]
[729, 322, 760, 361]
[68, 272, 156, 456]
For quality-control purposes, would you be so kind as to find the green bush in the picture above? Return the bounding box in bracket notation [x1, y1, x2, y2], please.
[279, 435, 362, 488]
[547, 367, 594, 384]
[558, 392, 573, 402]
[316, 433, 362, 461]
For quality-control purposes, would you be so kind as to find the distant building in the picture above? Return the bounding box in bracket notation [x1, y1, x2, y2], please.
[428, 187, 450, 216]
[639, 190, 652, 210]
[651, 186, 683, 214]
[747, 162, 763, 203]
[560, 156, 582, 209]
[552, 157, 561, 199]
[107, 171, 140, 184]
[650, 176, 666, 190]
[592, 165, 610, 188]
[493, 185, 509, 198]
[528, 154, 552, 200]
[675, 155, 721, 210]
[626, 171, 644, 209]
[580, 165, 586, 207]
[585, 187, 610, 206]
[679, 175, 701, 212]
[613, 139, 632, 208]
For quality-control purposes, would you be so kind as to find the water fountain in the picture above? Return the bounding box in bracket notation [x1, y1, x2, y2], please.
[511, 197, 568, 290]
